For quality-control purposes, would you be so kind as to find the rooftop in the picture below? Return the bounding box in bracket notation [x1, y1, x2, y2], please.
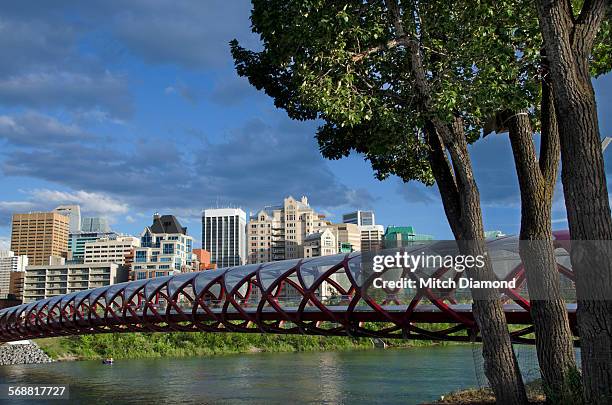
[150, 214, 187, 235]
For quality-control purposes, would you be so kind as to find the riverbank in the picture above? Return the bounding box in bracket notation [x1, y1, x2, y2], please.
[428, 380, 545, 405]
[35, 331, 445, 361]
[0, 341, 53, 365]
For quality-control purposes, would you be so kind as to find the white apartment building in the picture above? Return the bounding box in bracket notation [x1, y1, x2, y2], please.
[249, 196, 330, 263]
[131, 214, 195, 280]
[84, 236, 140, 264]
[23, 262, 122, 303]
[202, 208, 247, 267]
[360, 225, 385, 252]
[302, 229, 337, 258]
[0, 251, 28, 299]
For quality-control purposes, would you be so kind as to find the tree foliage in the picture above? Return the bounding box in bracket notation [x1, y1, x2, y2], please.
[232, 0, 610, 187]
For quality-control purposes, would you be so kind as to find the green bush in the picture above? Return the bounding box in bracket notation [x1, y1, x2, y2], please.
[36, 331, 420, 360]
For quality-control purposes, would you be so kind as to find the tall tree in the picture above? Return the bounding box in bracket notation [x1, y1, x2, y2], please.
[464, 1, 580, 396]
[232, 1, 531, 402]
[535, 1, 612, 403]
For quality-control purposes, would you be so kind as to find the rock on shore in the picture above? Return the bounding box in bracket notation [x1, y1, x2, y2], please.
[0, 341, 53, 365]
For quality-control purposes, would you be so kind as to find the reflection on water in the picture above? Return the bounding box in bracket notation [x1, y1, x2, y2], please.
[0, 345, 540, 404]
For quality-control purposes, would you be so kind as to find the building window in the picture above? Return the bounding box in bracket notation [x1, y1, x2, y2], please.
[137, 272, 146, 280]
[141, 235, 152, 247]
[155, 271, 166, 277]
[135, 251, 147, 262]
[163, 244, 174, 254]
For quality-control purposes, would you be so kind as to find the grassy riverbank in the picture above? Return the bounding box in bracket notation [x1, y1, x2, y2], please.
[430, 380, 546, 404]
[35, 332, 439, 361]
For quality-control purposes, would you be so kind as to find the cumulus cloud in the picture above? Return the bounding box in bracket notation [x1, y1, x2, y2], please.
[0, 4, 133, 120]
[0, 112, 92, 146]
[0, 189, 129, 227]
[209, 76, 262, 106]
[109, 0, 255, 69]
[0, 201, 36, 226]
[469, 133, 521, 207]
[0, 16, 76, 77]
[165, 82, 200, 105]
[1, 114, 375, 215]
[0, 72, 132, 119]
[195, 118, 376, 210]
[396, 180, 437, 204]
[28, 189, 129, 215]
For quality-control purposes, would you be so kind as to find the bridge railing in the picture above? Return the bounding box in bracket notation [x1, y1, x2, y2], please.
[0, 238, 577, 343]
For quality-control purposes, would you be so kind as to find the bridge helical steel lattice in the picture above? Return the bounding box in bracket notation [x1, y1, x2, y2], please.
[0, 236, 577, 344]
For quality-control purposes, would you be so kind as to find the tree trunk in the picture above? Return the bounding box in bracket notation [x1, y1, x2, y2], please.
[535, 1, 612, 403]
[426, 122, 528, 405]
[504, 105, 577, 401]
[385, 1, 528, 401]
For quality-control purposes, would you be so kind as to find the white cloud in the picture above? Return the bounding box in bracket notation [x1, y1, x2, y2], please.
[28, 189, 129, 215]
[0, 201, 36, 212]
[0, 111, 88, 146]
[0, 71, 132, 119]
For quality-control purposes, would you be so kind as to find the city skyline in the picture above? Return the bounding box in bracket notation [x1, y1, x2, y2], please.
[0, 1, 611, 251]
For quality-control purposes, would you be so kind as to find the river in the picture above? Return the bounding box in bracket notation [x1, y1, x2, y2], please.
[0, 345, 540, 404]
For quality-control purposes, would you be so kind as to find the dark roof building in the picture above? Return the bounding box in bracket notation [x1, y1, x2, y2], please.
[150, 213, 187, 235]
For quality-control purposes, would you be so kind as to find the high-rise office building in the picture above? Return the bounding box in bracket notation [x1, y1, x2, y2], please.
[54, 205, 82, 233]
[0, 251, 28, 299]
[360, 224, 385, 252]
[248, 196, 329, 263]
[342, 210, 375, 226]
[131, 214, 195, 280]
[10, 212, 70, 265]
[202, 208, 247, 267]
[81, 217, 110, 233]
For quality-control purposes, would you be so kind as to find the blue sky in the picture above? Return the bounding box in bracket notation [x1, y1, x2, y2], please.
[0, 1, 610, 249]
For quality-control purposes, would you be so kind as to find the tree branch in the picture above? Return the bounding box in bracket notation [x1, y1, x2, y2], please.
[574, 0, 607, 53]
[384, 0, 406, 37]
[351, 36, 410, 62]
[505, 109, 543, 190]
[424, 120, 461, 237]
[539, 72, 560, 187]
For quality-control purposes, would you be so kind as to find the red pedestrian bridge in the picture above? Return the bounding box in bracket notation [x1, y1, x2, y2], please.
[0, 234, 577, 344]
